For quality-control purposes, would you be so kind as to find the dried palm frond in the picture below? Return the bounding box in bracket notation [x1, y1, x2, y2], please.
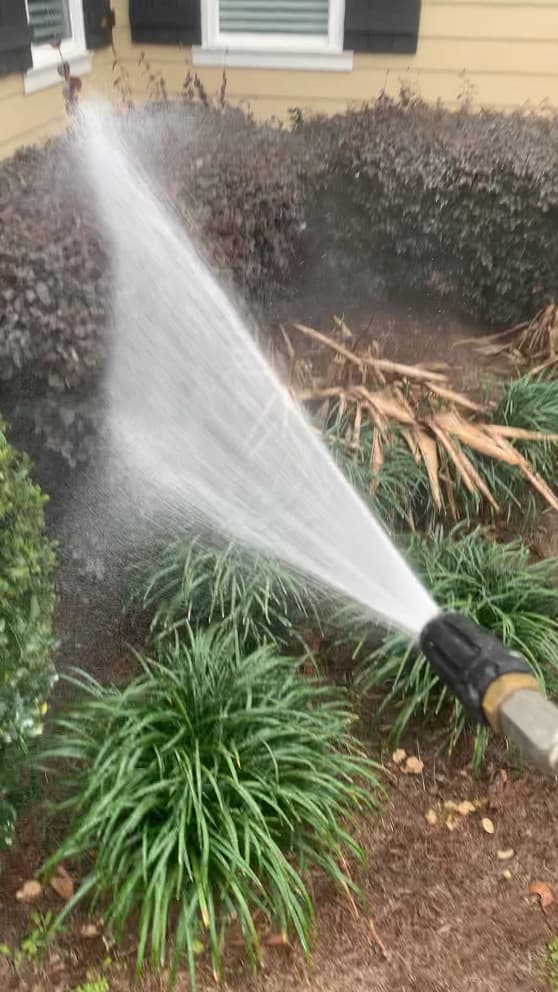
[457, 303, 558, 374]
[270, 319, 558, 528]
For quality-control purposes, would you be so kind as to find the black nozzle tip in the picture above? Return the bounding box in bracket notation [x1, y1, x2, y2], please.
[420, 612, 531, 724]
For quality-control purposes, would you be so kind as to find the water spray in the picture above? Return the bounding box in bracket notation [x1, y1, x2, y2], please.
[421, 612, 558, 774]
[83, 108, 558, 780]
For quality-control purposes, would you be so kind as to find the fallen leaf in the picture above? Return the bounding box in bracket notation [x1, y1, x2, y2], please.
[368, 917, 389, 960]
[425, 809, 438, 826]
[457, 801, 476, 816]
[497, 849, 515, 861]
[392, 748, 406, 765]
[79, 923, 100, 938]
[446, 815, 459, 832]
[50, 865, 74, 901]
[481, 817, 495, 835]
[265, 933, 290, 947]
[529, 881, 555, 914]
[404, 756, 424, 775]
[16, 880, 42, 903]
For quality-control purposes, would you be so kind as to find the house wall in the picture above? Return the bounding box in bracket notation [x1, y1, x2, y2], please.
[2, 0, 558, 160]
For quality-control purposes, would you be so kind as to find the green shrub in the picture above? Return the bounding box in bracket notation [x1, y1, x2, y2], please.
[299, 95, 558, 326]
[41, 629, 380, 986]
[358, 528, 558, 762]
[135, 538, 322, 654]
[0, 424, 56, 848]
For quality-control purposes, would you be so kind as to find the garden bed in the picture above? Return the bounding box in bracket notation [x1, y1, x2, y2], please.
[2, 308, 558, 991]
[1, 727, 557, 992]
[3, 100, 558, 992]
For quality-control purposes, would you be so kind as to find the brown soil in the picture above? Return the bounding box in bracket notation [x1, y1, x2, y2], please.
[1, 743, 557, 992]
[273, 292, 494, 374]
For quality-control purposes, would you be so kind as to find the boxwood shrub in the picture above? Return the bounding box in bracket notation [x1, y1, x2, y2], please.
[0, 423, 56, 848]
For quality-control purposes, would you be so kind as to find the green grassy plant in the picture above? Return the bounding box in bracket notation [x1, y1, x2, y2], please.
[41, 629, 381, 987]
[135, 537, 322, 654]
[547, 936, 558, 991]
[358, 527, 558, 762]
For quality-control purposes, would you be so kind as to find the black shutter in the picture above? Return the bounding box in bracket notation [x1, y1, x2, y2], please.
[344, 0, 421, 54]
[0, 0, 32, 76]
[83, 0, 115, 49]
[129, 0, 201, 45]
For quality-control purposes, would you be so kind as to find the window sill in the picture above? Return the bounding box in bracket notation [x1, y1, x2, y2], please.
[24, 48, 92, 96]
[192, 47, 353, 72]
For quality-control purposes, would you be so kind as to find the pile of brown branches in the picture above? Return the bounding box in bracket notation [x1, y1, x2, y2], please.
[459, 303, 558, 375]
[272, 319, 558, 518]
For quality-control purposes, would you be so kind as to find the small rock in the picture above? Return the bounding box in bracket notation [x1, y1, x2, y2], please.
[497, 849, 515, 860]
[457, 801, 476, 816]
[79, 923, 100, 938]
[502, 869, 512, 880]
[36, 281, 51, 306]
[392, 748, 406, 765]
[481, 817, 495, 835]
[425, 808, 438, 826]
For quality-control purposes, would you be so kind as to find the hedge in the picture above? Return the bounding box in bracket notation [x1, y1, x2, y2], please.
[0, 424, 56, 848]
[0, 106, 303, 465]
[3, 96, 558, 468]
[298, 95, 558, 326]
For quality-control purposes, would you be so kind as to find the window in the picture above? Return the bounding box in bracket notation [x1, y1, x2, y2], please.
[24, 0, 91, 94]
[194, 0, 352, 71]
[27, 0, 71, 44]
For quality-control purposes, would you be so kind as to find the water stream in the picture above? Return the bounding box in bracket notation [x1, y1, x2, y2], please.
[84, 108, 437, 639]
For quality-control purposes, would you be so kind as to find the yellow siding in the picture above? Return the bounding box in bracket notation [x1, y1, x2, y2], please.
[2, 0, 558, 159]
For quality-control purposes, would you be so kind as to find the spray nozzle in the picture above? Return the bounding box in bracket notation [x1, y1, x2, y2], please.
[420, 612, 558, 776]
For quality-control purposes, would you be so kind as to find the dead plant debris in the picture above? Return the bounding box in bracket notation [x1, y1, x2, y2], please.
[458, 303, 558, 375]
[529, 880, 556, 914]
[274, 318, 558, 518]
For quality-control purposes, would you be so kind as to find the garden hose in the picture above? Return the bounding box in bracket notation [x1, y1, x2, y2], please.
[420, 613, 558, 775]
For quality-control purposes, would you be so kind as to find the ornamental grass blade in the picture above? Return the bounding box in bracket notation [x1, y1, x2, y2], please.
[496, 437, 558, 512]
[428, 421, 477, 495]
[433, 411, 516, 463]
[427, 383, 484, 413]
[414, 428, 442, 511]
[352, 403, 362, 454]
[400, 427, 421, 463]
[485, 424, 558, 443]
[371, 430, 383, 486]
[453, 447, 500, 512]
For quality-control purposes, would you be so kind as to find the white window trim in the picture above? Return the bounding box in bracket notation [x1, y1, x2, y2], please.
[193, 0, 353, 72]
[24, 0, 92, 95]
